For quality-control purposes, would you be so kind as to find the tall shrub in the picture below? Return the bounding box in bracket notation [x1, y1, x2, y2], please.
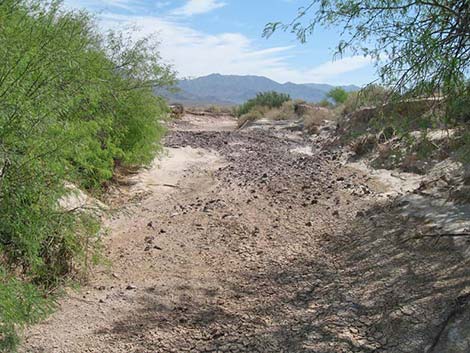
[0, 0, 175, 348]
[236, 91, 291, 116]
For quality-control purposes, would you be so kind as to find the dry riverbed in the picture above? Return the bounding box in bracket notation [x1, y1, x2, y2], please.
[21, 114, 470, 352]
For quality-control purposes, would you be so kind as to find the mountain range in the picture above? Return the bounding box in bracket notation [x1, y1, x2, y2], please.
[160, 74, 359, 106]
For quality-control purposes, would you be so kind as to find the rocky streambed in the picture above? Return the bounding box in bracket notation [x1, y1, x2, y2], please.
[21, 114, 470, 353]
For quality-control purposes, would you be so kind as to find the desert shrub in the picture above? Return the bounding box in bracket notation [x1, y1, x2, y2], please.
[65, 30, 173, 189]
[281, 100, 296, 116]
[302, 107, 335, 133]
[0, 0, 174, 348]
[342, 84, 393, 115]
[205, 105, 234, 115]
[293, 99, 306, 105]
[264, 100, 296, 120]
[0, 275, 49, 351]
[341, 86, 470, 168]
[268, 0, 470, 168]
[317, 99, 333, 108]
[327, 87, 348, 105]
[263, 108, 282, 120]
[237, 110, 264, 127]
[236, 91, 291, 117]
[446, 82, 470, 124]
[0, 273, 53, 352]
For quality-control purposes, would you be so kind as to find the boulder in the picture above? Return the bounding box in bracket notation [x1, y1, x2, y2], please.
[170, 103, 184, 118]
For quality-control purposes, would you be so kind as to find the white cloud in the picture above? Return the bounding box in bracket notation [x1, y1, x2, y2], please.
[308, 56, 373, 77]
[87, 11, 373, 84]
[66, 0, 142, 11]
[172, 0, 226, 16]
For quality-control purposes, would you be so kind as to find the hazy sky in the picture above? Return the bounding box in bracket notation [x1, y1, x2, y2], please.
[66, 0, 377, 85]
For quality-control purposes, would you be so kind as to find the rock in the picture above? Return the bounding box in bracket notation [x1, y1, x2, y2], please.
[126, 285, 137, 290]
[169, 103, 184, 118]
[145, 236, 155, 244]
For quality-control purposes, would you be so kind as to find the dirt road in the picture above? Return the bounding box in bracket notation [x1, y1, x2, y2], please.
[21, 115, 470, 352]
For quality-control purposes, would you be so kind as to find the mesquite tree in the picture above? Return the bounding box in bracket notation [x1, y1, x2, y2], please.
[0, 1, 175, 348]
[264, 1, 470, 104]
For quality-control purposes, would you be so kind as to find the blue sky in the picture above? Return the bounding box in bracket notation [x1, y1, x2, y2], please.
[65, 0, 377, 85]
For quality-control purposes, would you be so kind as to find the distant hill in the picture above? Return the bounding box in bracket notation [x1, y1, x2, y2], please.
[159, 74, 360, 106]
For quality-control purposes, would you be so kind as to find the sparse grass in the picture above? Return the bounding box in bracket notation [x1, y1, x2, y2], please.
[303, 107, 335, 134]
[236, 97, 337, 132]
[342, 84, 393, 115]
[237, 110, 264, 127]
[264, 101, 296, 121]
[317, 99, 334, 108]
[205, 105, 235, 115]
[332, 84, 470, 173]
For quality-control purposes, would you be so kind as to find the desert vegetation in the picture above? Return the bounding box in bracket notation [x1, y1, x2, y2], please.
[235, 90, 337, 129]
[235, 91, 291, 116]
[264, 0, 470, 173]
[3, 0, 470, 351]
[237, 78, 469, 175]
[338, 86, 470, 172]
[0, 0, 174, 349]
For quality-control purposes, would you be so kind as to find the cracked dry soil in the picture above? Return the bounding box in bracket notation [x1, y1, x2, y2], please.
[21, 115, 470, 352]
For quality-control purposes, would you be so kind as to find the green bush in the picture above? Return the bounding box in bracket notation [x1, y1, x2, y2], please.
[0, 0, 175, 349]
[0, 273, 53, 352]
[236, 91, 291, 117]
[327, 87, 348, 105]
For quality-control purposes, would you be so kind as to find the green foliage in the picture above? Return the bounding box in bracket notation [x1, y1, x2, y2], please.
[265, 0, 470, 167]
[0, 273, 53, 351]
[327, 87, 348, 105]
[264, 1, 470, 98]
[236, 91, 291, 117]
[0, 0, 175, 348]
[264, 1, 470, 142]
